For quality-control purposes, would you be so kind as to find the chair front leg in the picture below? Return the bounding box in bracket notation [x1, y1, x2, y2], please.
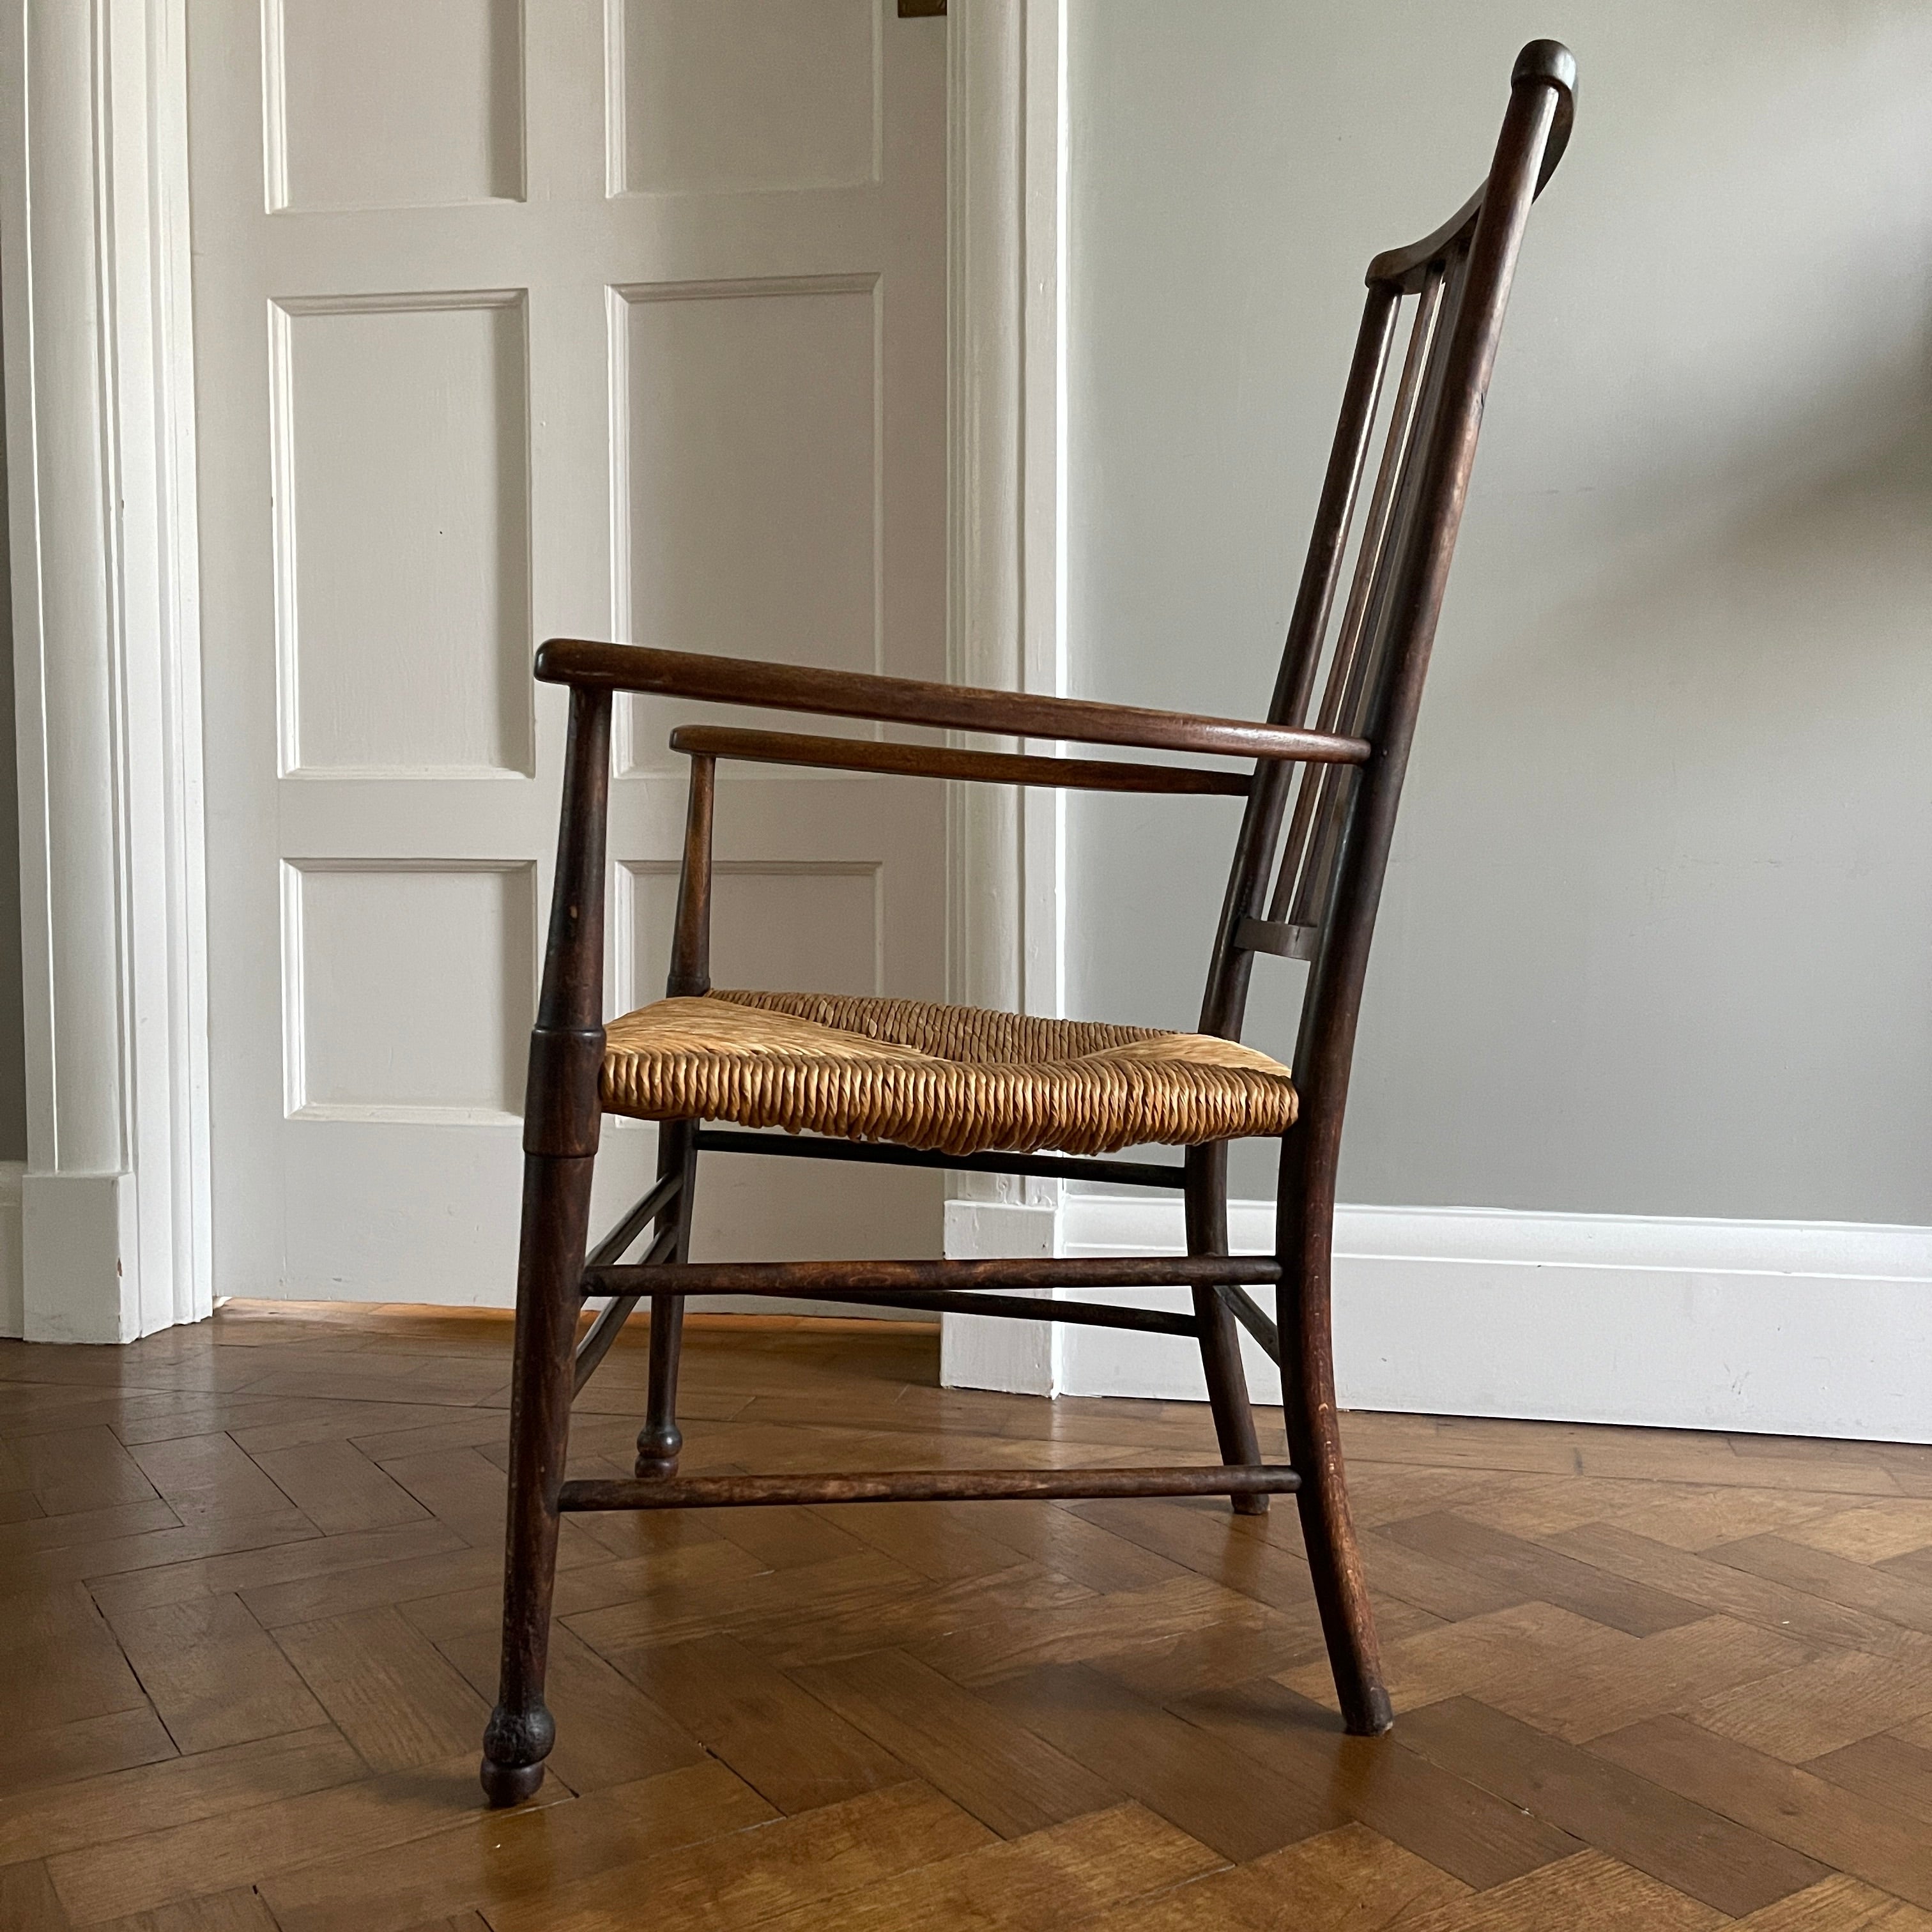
[482, 684, 611, 1805]
[1277, 1123, 1392, 1735]
[1185, 1142, 1268, 1515]
[480, 1149, 595, 1804]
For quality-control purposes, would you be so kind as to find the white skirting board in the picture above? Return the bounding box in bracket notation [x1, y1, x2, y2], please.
[0, 1163, 26, 1338]
[941, 1195, 1932, 1444]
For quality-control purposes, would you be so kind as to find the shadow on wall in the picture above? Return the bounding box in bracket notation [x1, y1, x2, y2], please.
[1068, 0, 1932, 1224]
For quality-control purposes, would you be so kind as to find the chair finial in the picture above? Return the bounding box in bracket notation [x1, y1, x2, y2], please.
[1514, 38, 1576, 95]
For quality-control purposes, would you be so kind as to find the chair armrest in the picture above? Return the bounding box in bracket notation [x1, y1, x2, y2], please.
[536, 640, 1368, 765]
[668, 726, 1252, 795]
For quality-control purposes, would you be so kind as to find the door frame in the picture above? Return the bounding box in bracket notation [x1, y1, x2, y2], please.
[0, 0, 1062, 1342]
[1, 1, 210, 1342]
[941, 0, 1069, 1393]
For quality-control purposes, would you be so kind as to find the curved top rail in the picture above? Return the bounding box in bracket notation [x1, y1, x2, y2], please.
[1364, 39, 1575, 291]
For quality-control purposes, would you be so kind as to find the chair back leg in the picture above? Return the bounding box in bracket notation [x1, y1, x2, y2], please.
[1185, 1144, 1268, 1516]
[637, 1119, 699, 1478]
[1276, 1123, 1392, 1734]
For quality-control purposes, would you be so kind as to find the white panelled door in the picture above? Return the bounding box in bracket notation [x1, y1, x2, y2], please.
[190, 2, 947, 1301]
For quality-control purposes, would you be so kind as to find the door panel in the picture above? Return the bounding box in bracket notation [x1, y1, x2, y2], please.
[191, 1, 946, 1300]
[272, 293, 533, 778]
[270, 0, 526, 212]
[618, 0, 878, 195]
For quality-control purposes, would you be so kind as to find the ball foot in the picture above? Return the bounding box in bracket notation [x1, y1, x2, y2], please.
[634, 1422, 682, 1480]
[480, 1755, 546, 1807]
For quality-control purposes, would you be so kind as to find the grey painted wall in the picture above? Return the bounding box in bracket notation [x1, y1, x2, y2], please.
[0, 284, 26, 1163]
[1069, 2, 1932, 1221]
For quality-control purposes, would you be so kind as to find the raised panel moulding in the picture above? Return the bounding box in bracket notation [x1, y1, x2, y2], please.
[611, 0, 880, 196]
[265, 0, 525, 211]
[270, 292, 533, 779]
[610, 276, 884, 777]
[944, 1195, 1932, 1443]
[282, 860, 537, 1124]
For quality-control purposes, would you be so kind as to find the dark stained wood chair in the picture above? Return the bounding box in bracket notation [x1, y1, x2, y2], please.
[482, 42, 1575, 1805]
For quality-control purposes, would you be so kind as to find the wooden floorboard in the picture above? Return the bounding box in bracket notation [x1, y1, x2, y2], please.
[3, 1303, 1932, 1928]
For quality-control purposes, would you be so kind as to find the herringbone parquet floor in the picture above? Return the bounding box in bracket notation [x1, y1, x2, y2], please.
[4, 1305, 1932, 1930]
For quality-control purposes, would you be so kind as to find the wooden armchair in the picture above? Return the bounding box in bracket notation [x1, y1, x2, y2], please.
[482, 42, 1576, 1806]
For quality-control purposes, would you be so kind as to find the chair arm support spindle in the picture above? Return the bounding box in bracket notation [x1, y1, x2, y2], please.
[666, 753, 715, 999]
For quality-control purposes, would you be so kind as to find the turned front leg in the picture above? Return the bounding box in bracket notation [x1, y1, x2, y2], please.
[481, 686, 611, 1805]
[481, 1149, 595, 1803]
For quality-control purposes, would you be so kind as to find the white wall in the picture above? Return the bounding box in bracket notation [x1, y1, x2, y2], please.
[1068, 1, 1932, 1226]
[940, 4, 1932, 1432]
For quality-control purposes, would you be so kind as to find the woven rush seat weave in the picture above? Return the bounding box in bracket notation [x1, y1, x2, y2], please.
[601, 989, 1298, 1157]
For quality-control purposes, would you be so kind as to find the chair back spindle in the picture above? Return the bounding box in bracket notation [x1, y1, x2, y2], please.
[1199, 45, 1575, 1119]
